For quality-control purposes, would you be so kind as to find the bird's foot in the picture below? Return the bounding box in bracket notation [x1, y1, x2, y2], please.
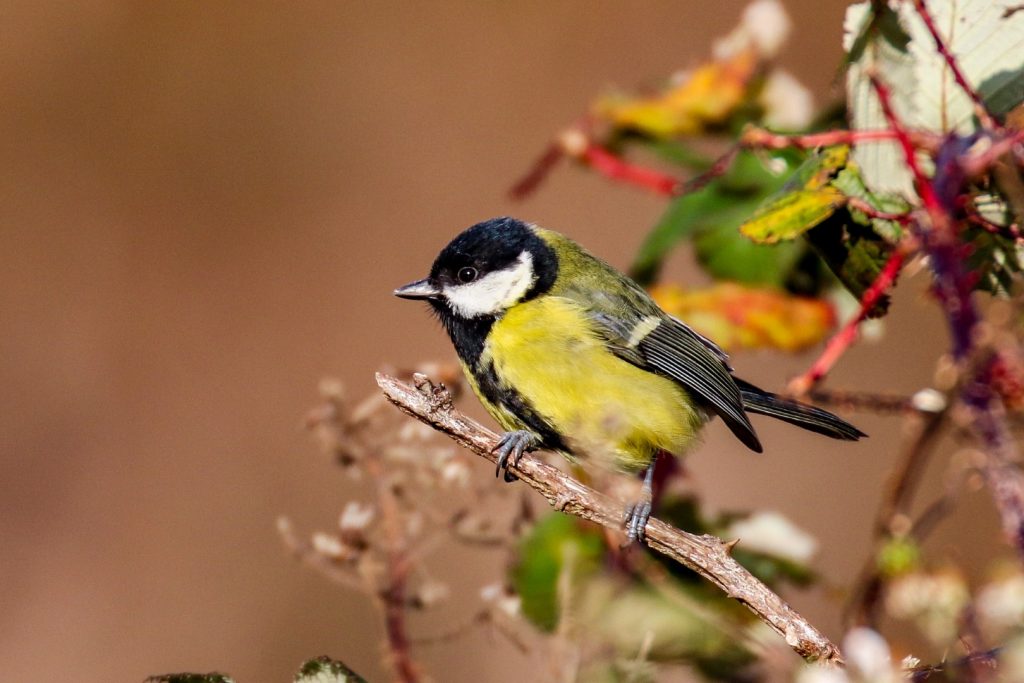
[622, 460, 657, 544]
[493, 430, 538, 483]
[623, 498, 652, 544]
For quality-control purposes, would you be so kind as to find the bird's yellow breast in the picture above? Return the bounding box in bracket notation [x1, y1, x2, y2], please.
[480, 296, 706, 471]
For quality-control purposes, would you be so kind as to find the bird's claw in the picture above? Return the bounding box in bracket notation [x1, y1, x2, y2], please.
[493, 430, 537, 483]
[623, 499, 652, 544]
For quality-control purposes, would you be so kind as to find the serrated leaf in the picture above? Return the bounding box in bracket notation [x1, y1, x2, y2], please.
[844, 2, 917, 197]
[845, 1, 1024, 197]
[650, 282, 835, 352]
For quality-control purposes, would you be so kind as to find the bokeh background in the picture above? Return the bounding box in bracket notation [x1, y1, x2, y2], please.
[0, 1, 1006, 681]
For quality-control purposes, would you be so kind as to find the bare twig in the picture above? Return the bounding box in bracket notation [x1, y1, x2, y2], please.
[845, 398, 951, 626]
[376, 372, 844, 665]
[802, 387, 916, 415]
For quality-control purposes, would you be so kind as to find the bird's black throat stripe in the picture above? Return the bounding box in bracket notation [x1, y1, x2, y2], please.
[432, 306, 568, 453]
[475, 357, 570, 453]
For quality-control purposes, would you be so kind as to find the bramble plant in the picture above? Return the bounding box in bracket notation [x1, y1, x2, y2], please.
[153, 1, 1024, 681]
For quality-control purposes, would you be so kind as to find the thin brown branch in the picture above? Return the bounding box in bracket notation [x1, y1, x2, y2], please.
[802, 387, 916, 416]
[844, 401, 951, 627]
[376, 372, 844, 665]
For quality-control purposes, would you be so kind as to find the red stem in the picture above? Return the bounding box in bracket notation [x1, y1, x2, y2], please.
[741, 127, 905, 150]
[578, 142, 682, 196]
[790, 249, 907, 395]
[910, 0, 997, 130]
[509, 142, 565, 201]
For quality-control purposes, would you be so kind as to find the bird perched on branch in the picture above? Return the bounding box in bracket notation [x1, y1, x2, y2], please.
[395, 217, 864, 542]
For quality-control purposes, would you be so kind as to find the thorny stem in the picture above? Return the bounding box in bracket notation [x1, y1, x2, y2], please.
[789, 248, 907, 395]
[511, 125, 934, 201]
[871, 68, 1024, 555]
[909, 0, 998, 131]
[377, 372, 845, 665]
[740, 126, 911, 150]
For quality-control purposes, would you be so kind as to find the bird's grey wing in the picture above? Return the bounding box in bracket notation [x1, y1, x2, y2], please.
[587, 303, 762, 453]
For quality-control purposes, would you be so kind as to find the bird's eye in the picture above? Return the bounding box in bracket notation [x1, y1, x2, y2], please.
[457, 266, 478, 283]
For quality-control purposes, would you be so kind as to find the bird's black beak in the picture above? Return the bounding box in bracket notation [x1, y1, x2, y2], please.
[394, 278, 441, 300]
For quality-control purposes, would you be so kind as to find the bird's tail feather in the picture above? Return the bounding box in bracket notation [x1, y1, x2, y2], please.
[735, 379, 866, 441]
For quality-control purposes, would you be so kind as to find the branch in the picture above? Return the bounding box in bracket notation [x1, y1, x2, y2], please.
[376, 372, 844, 665]
[789, 247, 907, 395]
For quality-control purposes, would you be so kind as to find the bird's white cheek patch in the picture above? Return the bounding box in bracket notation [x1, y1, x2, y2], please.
[444, 251, 536, 318]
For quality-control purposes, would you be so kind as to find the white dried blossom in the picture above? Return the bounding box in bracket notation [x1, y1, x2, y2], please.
[885, 571, 969, 645]
[843, 628, 896, 683]
[760, 69, 815, 131]
[479, 582, 520, 616]
[338, 501, 375, 533]
[724, 510, 818, 564]
[405, 510, 424, 537]
[795, 665, 849, 683]
[977, 572, 1024, 640]
[900, 655, 921, 670]
[911, 388, 947, 413]
[312, 531, 347, 559]
[413, 579, 450, 608]
[480, 582, 504, 602]
[713, 0, 791, 59]
[496, 594, 521, 618]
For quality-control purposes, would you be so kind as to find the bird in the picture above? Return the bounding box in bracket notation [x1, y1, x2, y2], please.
[394, 217, 864, 542]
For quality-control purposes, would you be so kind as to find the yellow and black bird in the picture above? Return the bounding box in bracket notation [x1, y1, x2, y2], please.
[395, 217, 864, 541]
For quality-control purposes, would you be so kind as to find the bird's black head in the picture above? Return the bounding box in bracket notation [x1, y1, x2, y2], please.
[394, 217, 558, 320]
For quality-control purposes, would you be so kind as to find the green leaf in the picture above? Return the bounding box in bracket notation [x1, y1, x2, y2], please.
[805, 211, 895, 317]
[296, 657, 368, 683]
[511, 513, 605, 632]
[965, 225, 1024, 295]
[692, 220, 806, 285]
[630, 150, 807, 286]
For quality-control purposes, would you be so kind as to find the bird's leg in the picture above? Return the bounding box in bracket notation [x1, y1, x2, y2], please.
[623, 460, 657, 544]
[492, 430, 539, 483]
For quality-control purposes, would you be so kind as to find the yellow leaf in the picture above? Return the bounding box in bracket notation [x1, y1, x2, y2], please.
[738, 145, 850, 244]
[739, 186, 846, 244]
[650, 282, 835, 353]
[596, 50, 759, 138]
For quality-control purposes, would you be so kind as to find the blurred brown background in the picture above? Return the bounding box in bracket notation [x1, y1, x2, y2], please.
[0, 1, 1005, 681]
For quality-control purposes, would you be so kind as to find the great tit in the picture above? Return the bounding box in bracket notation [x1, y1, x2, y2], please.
[395, 217, 864, 541]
